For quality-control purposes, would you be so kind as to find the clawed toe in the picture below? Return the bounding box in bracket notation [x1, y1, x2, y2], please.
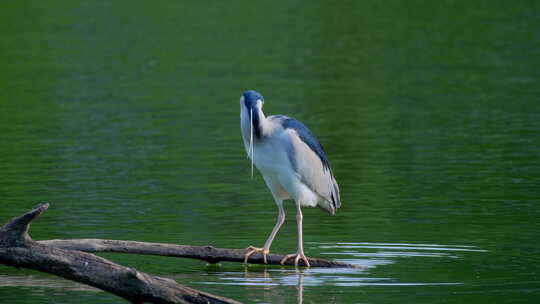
[279, 252, 311, 267]
[244, 246, 269, 264]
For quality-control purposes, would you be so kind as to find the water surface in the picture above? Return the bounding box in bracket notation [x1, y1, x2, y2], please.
[1, 1, 539, 303]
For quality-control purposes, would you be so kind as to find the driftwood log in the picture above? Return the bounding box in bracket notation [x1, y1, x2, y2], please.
[1, 203, 357, 302]
[0, 203, 241, 304]
[39, 239, 357, 268]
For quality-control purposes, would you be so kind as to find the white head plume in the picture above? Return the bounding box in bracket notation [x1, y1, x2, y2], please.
[249, 107, 254, 179]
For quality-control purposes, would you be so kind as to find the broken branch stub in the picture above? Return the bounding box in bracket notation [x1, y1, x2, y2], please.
[0, 204, 241, 304]
[0, 203, 49, 247]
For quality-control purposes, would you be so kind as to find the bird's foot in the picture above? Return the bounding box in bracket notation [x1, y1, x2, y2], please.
[244, 246, 270, 264]
[280, 251, 311, 267]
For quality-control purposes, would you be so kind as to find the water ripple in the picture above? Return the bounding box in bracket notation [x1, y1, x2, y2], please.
[196, 241, 483, 291]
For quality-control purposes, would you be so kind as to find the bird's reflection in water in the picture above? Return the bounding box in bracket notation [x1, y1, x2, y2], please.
[296, 269, 304, 304]
[241, 267, 338, 304]
[241, 267, 301, 304]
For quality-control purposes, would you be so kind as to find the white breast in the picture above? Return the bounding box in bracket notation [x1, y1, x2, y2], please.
[254, 128, 320, 208]
[240, 106, 322, 208]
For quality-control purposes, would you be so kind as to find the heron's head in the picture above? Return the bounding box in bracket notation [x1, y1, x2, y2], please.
[240, 90, 264, 112]
[240, 90, 264, 178]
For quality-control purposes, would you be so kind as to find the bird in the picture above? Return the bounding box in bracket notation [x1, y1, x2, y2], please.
[239, 90, 340, 267]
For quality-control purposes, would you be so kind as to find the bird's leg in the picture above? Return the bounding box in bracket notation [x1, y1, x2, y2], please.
[280, 202, 311, 267]
[244, 201, 285, 264]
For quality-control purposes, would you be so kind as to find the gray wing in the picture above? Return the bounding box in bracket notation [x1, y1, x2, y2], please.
[275, 116, 341, 214]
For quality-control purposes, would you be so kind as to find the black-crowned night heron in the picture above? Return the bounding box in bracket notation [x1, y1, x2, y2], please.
[240, 90, 341, 267]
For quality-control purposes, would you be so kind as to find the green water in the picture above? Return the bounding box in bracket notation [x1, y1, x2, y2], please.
[1, 1, 539, 303]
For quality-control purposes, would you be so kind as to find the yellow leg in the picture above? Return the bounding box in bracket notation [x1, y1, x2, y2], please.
[244, 200, 285, 264]
[280, 202, 311, 267]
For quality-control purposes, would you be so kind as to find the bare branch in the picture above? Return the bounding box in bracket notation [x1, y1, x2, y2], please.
[39, 239, 358, 268]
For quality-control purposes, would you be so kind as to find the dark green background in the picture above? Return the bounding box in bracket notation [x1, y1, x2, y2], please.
[1, 1, 539, 303]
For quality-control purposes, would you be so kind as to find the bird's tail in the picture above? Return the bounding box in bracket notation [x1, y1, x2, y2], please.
[318, 175, 341, 214]
[317, 200, 337, 215]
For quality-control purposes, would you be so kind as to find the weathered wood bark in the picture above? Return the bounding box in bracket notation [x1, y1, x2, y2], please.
[0, 203, 241, 304]
[39, 239, 357, 268]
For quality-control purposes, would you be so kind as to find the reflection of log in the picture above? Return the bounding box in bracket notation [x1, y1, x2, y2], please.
[0, 204, 241, 304]
[39, 239, 357, 268]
